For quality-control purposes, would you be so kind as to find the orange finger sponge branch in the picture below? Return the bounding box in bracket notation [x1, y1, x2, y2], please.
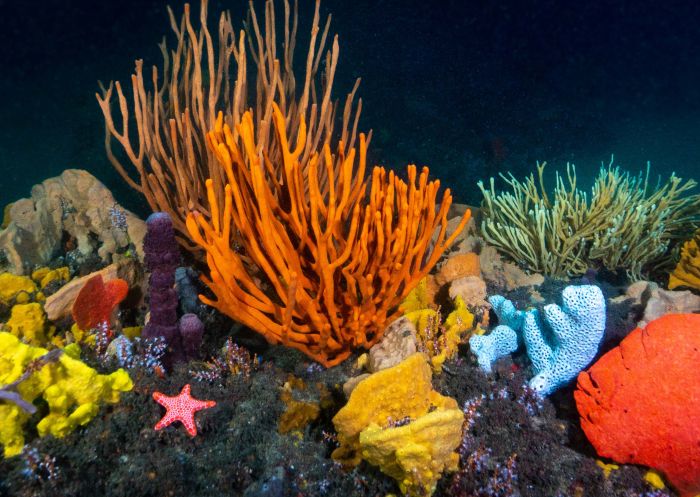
[186, 103, 470, 366]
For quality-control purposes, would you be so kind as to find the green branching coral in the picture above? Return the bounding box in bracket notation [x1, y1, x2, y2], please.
[478, 159, 700, 278]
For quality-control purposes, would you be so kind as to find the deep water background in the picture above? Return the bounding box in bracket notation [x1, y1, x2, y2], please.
[1, 0, 699, 216]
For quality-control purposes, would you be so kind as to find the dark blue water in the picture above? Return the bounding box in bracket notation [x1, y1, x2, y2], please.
[1, 0, 699, 214]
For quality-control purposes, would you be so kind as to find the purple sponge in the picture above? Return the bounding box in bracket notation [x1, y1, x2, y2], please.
[179, 313, 204, 361]
[142, 212, 183, 364]
[141, 212, 207, 368]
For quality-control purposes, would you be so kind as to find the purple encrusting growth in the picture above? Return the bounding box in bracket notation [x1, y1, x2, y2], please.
[142, 212, 188, 365]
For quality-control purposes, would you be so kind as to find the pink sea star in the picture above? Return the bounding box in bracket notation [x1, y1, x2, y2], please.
[152, 384, 216, 436]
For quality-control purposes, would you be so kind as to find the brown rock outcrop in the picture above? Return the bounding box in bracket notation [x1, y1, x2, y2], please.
[0, 169, 145, 275]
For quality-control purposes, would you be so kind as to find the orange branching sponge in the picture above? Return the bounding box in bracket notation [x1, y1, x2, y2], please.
[187, 103, 470, 366]
[668, 229, 700, 291]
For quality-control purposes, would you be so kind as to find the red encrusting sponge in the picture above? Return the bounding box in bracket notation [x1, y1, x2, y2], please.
[575, 313, 700, 497]
[71, 274, 129, 331]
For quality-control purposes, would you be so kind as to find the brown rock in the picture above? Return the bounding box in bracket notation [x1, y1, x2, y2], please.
[367, 316, 418, 373]
[479, 245, 544, 291]
[436, 253, 481, 286]
[433, 204, 478, 246]
[343, 373, 371, 397]
[621, 280, 651, 303]
[642, 288, 700, 326]
[0, 169, 146, 275]
[501, 261, 544, 290]
[452, 234, 482, 255]
[449, 275, 488, 308]
[613, 280, 700, 328]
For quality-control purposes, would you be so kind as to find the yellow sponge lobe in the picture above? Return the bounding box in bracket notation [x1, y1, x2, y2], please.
[3, 303, 52, 346]
[332, 353, 463, 495]
[0, 273, 37, 304]
[0, 332, 133, 457]
[669, 230, 700, 291]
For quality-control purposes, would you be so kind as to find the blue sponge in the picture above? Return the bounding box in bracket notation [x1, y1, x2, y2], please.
[470, 285, 606, 396]
[469, 325, 518, 373]
[526, 285, 605, 395]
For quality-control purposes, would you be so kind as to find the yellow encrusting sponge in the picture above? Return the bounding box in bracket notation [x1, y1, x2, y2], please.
[0, 332, 132, 457]
[669, 229, 700, 291]
[332, 353, 463, 496]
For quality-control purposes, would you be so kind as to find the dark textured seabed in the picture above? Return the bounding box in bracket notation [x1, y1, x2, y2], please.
[0, 256, 674, 497]
[0, 275, 662, 497]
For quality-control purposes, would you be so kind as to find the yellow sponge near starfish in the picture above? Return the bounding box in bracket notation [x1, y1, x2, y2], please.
[0, 332, 132, 457]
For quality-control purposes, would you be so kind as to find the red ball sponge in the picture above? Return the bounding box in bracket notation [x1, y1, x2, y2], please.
[575, 313, 700, 497]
